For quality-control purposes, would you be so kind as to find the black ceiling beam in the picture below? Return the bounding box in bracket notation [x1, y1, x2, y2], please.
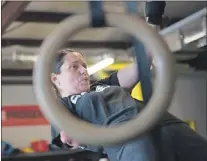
[2, 69, 33, 77]
[175, 49, 207, 55]
[17, 11, 74, 23]
[2, 38, 41, 47]
[2, 38, 132, 49]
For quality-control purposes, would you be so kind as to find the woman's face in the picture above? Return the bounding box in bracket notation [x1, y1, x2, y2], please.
[51, 52, 90, 97]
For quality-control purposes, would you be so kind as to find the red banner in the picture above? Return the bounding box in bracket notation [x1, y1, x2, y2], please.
[2, 105, 49, 127]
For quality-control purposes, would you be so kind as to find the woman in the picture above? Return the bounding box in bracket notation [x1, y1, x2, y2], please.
[50, 48, 207, 161]
[48, 0, 207, 159]
[50, 48, 158, 161]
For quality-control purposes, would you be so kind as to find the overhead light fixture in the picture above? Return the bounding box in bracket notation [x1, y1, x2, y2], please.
[183, 30, 206, 44]
[18, 55, 37, 62]
[88, 57, 115, 75]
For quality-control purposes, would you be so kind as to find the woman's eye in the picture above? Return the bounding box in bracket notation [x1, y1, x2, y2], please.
[72, 65, 78, 69]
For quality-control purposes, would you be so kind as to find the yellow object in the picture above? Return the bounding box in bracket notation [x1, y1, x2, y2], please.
[97, 70, 109, 79]
[22, 148, 34, 153]
[186, 120, 196, 131]
[96, 62, 143, 101]
[105, 63, 129, 71]
[131, 83, 143, 101]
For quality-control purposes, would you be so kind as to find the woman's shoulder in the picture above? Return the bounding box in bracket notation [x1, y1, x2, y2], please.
[91, 72, 120, 87]
[59, 96, 78, 114]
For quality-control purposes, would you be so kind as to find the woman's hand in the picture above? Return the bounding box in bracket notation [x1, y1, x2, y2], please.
[60, 131, 80, 149]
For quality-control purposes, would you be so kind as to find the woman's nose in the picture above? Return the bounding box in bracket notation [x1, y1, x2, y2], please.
[80, 65, 87, 74]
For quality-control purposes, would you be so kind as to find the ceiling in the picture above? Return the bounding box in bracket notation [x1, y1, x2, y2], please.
[1, 1, 207, 72]
[3, 1, 206, 39]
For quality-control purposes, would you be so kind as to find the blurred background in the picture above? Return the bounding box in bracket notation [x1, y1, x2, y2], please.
[1, 1, 207, 158]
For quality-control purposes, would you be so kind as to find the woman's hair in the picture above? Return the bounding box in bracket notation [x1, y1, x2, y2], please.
[52, 48, 83, 97]
[53, 48, 78, 74]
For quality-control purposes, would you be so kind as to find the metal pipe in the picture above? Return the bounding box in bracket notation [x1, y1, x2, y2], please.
[160, 7, 207, 35]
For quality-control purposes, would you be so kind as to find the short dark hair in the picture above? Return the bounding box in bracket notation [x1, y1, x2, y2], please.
[53, 48, 83, 74]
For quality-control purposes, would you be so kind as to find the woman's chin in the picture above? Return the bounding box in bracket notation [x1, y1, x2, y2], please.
[80, 85, 90, 92]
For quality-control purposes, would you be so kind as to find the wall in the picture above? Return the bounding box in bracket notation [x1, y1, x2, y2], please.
[2, 85, 51, 148]
[168, 70, 207, 139]
[1, 70, 207, 148]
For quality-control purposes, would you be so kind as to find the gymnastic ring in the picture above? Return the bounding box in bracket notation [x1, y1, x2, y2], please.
[33, 13, 175, 146]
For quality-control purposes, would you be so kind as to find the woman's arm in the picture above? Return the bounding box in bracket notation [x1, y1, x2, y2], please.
[117, 1, 165, 90]
[117, 63, 139, 90]
[117, 25, 159, 90]
[117, 25, 159, 89]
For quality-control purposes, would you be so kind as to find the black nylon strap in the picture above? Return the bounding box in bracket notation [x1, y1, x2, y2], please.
[132, 38, 153, 104]
[145, 1, 166, 25]
[89, 1, 106, 27]
[126, 1, 153, 104]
